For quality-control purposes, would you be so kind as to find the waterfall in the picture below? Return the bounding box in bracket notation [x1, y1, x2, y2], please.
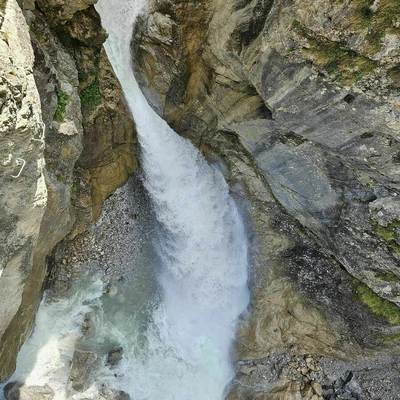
[95, 0, 250, 397]
[1, 1, 249, 399]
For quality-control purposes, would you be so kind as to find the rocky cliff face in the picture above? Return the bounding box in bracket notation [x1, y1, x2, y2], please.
[0, 0, 137, 382]
[133, 0, 400, 397]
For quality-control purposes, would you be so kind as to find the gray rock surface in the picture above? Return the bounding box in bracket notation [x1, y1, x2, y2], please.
[0, 0, 47, 382]
[132, 0, 400, 397]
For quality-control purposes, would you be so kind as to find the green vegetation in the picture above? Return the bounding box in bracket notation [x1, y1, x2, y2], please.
[352, 0, 400, 51]
[219, 130, 239, 144]
[292, 20, 378, 84]
[303, 39, 377, 84]
[54, 90, 70, 122]
[56, 174, 66, 183]
[353, 0, 375, 28]
[70, 184, 78, 193]
[374, 220, 400, 242]
[371, 219, 400, 255]
[78, 71, 88, 84]
[80, 82, 102, 108]
[353, 279, 400, 324]
[292, 19, 302, 30]
[2, 31, 9, 43]
[36, 31, 45, 42]
[383, 333, 400, 344]
[375, 272, 400, 282]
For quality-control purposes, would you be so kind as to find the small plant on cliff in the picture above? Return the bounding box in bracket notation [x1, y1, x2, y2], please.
[54, 90, 70, 122]
[353, 279, 400, 324]
[80, 82, 102, 109]
[2, 31, 9, 44]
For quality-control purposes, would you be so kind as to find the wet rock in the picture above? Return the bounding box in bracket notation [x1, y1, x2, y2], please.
[82, 312, 96, 338]
[69, 349, 101, 392]
[100, 385, 130, 400]
[106, 347, 124, 366]
[4, 381, 54, 400]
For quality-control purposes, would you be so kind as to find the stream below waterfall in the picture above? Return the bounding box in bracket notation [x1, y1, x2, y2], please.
[1, 0, 250, 399]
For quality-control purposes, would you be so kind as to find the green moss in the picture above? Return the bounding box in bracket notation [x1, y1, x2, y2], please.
[382, 333, 400, 344]
[292, 19, 302, 30]
[70, 184, 78, 193]
[35, 31, 45, 42]
[376, 272, 400, 282]
[219, 130, 239, 144]
[56, 174, 66, 183]
[80, 82, 102, 109]
[374, 220, 400, 242]
[371, 220, 400, 255]
[353, 280, 400, 324]
[54, 90, 70, 122]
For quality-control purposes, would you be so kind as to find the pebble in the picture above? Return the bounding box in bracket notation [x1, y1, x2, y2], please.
[311, 381, 323, 396]
[107, 285, 118, 297]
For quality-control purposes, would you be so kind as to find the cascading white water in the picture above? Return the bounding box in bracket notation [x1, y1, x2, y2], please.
[95, 0, 250, 396]
[1, 1, 249, 399]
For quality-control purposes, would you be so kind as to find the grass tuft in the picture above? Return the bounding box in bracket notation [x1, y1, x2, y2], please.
[354, 280, 400, 324]
[303, 38, 377, 84]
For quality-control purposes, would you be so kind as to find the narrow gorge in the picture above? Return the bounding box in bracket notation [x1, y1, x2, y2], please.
[1, 0, 400, 399]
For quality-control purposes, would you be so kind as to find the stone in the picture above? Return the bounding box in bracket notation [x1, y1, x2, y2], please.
[311, 381, 323, 396]
[266, 380, 302, 400]
[69, 349, 101, 392]
[106, 347, 124, 366]
[100, 386, 130, 400]
[4, 382, 54, 400]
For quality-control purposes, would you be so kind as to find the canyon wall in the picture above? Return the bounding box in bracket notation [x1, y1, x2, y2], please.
[132, 0, 400, 397]
[0, 0, 137, 382]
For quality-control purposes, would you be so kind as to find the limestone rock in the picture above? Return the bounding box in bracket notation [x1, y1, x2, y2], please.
[0, 0, 46, 382]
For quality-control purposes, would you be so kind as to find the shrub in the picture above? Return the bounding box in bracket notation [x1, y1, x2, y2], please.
[54, 90, 70, 122]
